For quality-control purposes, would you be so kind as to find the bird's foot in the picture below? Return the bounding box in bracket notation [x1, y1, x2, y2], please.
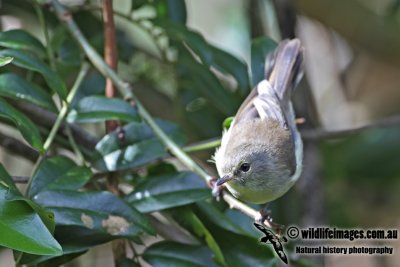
[255, 207, 285, 236]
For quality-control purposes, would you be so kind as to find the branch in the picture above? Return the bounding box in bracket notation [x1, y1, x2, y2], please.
[13, 101, 98, 150]
[0, 131, 39, 162]
[301, 114, 400, 140]
[49, 0, 274, 228]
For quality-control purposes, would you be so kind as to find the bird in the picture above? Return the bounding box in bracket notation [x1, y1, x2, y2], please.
[213, 39, 304, 220]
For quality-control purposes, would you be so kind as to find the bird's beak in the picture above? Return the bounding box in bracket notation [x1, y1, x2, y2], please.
[216, 175, 233, 186]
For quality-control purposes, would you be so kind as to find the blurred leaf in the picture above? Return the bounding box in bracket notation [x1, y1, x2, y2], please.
[173, 208, 226, 266]
[323, 128, 400, 182]
[178, 51, 239, 115]
[67, 96, 139, 123]
[155, 0, 187, 24]
[93, 119, 185, 171]
[0, 56, 13, 67]
[143, 241, 218, 267]
[117, 258, 140, 267]
[16, 244, 87, 266]
[157, 20, 212, 63]
[157, 20, 249, 95]
[33, 190, 155, 236]
[0, 165, 62, 256]
[0, 49, 67, 99]
[37, 251, 86, 267]
[27, 156, 91, 198]
[125, 172, 210, 213]
[0, 98, 43, 152]
[210, 47, 250, 95]
[0, 73, 56, 111]
[251, 37, 276, 86]
[0, 29, 46, 57]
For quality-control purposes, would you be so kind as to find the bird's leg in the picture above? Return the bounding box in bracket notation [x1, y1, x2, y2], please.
[209, 177, 223, 201]
[255, 204, 285, 235]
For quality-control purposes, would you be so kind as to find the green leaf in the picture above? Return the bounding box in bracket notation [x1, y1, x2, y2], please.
[0, 165, 62, 256]
[0, 98, 43, 152]
[173, 208, 226, 266]
[0, 29, 46, 57]
[93, 119, 184, 171]
[27, 156, 91, 198]
[0, 49, 67, 99]
[67, 96, 139, 123]
[195, 201, 256, 237]
[34, 190, 155, 236]
[125, 172, 210, 213]
[251, 37, 277, 86]
[143, 241, 218, 267]
[0, 194, 62, 255]
[209, 227, 277, 267]
[0, 73, 56, 111]
[0, 56, 13, 67]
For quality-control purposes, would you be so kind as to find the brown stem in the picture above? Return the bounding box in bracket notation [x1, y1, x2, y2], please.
[103, 0, 120, 133]
[102, 0, 124, 264]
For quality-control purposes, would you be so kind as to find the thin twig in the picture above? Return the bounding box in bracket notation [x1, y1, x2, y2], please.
[34, 2, 56, 70]
[182, 138, 221, 153]
[49, 0, 271, 227]
[43, 62, 90, 152]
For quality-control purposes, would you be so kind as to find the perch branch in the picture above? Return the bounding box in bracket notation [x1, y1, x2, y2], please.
[49, 0, 273, 228]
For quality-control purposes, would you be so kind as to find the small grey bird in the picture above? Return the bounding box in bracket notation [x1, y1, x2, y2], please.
[214, 39, 303, 206]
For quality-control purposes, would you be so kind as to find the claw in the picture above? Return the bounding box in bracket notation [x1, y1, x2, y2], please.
[255, 206, 285, 235]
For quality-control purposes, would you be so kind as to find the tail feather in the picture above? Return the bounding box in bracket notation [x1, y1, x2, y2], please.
[265, 39, 303, 104]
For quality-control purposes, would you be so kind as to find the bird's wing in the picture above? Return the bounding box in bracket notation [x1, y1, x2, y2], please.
[234, 39, 303, 127]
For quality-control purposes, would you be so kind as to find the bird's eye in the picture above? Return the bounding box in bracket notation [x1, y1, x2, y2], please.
[239, 163, 250, 172]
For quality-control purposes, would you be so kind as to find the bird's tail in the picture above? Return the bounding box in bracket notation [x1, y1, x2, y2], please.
[265, 39, 303, 105]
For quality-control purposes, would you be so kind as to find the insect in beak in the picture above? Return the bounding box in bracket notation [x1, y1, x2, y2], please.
[216, 175, 233, 186]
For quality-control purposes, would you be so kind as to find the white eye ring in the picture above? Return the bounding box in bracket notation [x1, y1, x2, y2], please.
[239, 163, 250, 172]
